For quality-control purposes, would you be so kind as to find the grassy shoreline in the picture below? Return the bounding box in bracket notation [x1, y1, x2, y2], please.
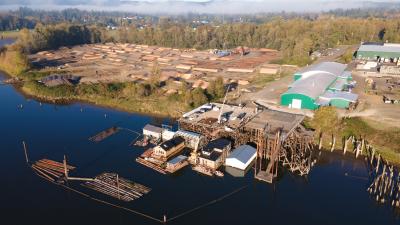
[19, 83, 186, 117]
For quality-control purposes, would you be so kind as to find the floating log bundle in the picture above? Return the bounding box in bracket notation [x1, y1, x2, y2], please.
[31, 159, 75, 182]
[89, 126, 120, 142]
[82, 173, 151, 202]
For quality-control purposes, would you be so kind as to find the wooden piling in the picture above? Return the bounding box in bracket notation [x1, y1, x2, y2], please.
[63, 155, 68, 178]
[22, 141, 29, 164]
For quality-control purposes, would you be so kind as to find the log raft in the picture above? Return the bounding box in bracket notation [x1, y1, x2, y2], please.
[82, 173, 151, 202]
[89, 126, 120, 142]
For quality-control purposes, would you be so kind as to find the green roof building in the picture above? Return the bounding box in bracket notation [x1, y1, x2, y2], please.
[280, 62, 358, 110]
[355, 43, 400, 60]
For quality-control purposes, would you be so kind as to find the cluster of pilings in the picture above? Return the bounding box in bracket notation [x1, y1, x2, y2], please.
[280, 129, 316, 176]
[340, 136, 399, 208]
[365, 143, 400, 209]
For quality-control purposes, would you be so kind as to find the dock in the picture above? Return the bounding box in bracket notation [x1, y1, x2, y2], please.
[136, 157, 167, 174]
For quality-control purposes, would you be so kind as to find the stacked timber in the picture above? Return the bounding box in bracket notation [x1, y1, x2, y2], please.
[227, 68, 255, 73]
[31, 159, 75, 182]
[82, 173, 151, 202]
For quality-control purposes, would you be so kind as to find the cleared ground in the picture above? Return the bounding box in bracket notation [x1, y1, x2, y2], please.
[343, 72, 400, 128]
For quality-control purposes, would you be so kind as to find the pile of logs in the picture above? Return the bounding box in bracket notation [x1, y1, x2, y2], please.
[31, 159, 75, 182]
[89, 126, 120, 142]
[82, 173, 151, 202]
[366, 146, 400, 208]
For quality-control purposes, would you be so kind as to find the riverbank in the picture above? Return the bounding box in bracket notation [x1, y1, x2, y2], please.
[305, 116, 400, 165]
[19, 80, 188, 117]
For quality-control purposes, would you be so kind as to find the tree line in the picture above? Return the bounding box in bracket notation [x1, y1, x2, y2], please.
[13, 16, 400, 65]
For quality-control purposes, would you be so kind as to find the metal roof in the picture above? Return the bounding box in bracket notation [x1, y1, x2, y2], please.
[296, 62, 347, 78]
[284, 62, 347, 100]
[175, 130, 201, 139]
[285, 72, 337, 99]
[203, 138, 231, 152]
[226, 145, 256, 167]
[160, 136, 185, 151]
[329, 78, 347, 91]
[167, 155, 187, 165]
[143, 124, 163, 133]
[358, 43, 400, 53]
[319, 91, 358, 103]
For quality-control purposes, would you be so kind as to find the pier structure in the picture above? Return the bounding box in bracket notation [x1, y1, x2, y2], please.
[178, 103, 316, 183]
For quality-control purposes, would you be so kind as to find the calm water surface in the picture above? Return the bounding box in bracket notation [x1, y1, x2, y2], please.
[0, 39, 398, 225]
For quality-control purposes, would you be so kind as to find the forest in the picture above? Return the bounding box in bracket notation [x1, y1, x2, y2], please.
[11, 16, 400, 65]
[2, 6, 400, 65]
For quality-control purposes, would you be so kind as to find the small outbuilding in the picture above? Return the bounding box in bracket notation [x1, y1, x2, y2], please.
[225, 145, 257, 170]
[143, 124, 163, 140]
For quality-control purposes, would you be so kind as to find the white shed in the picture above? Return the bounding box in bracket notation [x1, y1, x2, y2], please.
[225, 145, 256, 170]
[143, 124, 163, 139]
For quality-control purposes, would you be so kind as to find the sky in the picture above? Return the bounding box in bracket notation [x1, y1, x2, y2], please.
[0, 0, 396, 14]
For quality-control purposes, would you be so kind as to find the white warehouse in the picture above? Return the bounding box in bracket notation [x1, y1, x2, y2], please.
[225, 145, 257, 170]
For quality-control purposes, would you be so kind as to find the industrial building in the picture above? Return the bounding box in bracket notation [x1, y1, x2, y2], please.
[198, 138, 231, 170]
[280, 62, 358, 110]
[355, 42, 400, 62]
[152, 136, 185, 159]
[225, 145, 257, 170]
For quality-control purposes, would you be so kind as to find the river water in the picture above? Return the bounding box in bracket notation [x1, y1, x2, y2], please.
[0, 39, 398, 225]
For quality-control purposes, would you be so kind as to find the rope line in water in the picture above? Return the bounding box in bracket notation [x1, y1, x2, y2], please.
[32, 168, 249, 224]
[167, 184, 249, 222]
[344, 172, 369, 181]
[31, 170, 163, 223]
